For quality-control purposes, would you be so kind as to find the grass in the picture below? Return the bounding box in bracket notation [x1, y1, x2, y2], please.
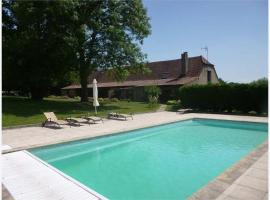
[165, 100, 182, 112]
[165, 104, 182, 112]
[3, 96, 160, 127]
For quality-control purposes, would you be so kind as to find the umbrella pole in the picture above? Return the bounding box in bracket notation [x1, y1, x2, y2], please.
[95, 106, 97, 115]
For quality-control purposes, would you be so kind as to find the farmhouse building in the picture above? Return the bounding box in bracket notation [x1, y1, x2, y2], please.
[62, 52, 219, 102]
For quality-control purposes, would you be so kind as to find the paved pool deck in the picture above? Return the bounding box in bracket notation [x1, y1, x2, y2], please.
[216, 152, 268, 200]
[2, 112, 268, 153]
[2, 112, 268, 200]
[189, 141, 268, 200]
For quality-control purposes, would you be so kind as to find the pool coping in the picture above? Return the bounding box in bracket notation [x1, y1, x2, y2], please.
[2, 113, 268, 200]
[2, 150, 108, 200]
[24, 150, 108, 200]
[188, 140, 268, 200]
[28, 116, 268, 200]
[2, 113, 268, 154]
[27, 118, 268, 153]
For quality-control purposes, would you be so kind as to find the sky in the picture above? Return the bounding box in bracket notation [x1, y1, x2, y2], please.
[141, 0, 268, 83]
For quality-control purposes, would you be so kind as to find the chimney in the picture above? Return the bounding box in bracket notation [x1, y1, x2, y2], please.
[181, 52, 188, 76]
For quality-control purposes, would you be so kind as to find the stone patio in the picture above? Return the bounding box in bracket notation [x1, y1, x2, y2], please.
[2, 112, 267, 153]
[216, 152, 268, 200]
[189, 141, 268, 200]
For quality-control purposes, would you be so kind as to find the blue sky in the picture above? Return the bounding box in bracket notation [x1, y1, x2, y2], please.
[141, 0, 267, 83]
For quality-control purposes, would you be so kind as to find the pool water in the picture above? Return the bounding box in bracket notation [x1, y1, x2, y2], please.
[30, 119, 268, 200]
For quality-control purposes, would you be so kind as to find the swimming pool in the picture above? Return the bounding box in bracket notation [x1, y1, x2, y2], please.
[30, 119, 268, 200]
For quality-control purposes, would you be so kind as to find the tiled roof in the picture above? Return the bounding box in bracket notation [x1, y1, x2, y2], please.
[62, 56, 213, 89]
[62, 77, 198, 89]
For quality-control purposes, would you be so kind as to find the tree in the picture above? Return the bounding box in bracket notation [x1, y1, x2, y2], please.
[3, 0, 151, 101]
[3, 0, 76, 100]
[3, 0, 17, 92]
[70, 0, 151, 102]
[218, 78, 226, 84]
[250, 77, 268, 85]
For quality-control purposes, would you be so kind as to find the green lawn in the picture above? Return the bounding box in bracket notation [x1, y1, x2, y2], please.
[3, 96, 160, 127]
[165, 101, 182, 112]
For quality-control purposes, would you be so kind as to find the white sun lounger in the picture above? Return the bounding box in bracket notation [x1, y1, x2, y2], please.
[43, 112, 68, 128]
[83, 116, 103, 124]
[177, 109, 192, 114]
[107, 112, 133, 120]
[65, 117, 88, 126]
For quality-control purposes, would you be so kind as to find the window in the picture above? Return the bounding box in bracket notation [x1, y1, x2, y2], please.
[207, 70, 211, 83]
[160, 72, 170, 79]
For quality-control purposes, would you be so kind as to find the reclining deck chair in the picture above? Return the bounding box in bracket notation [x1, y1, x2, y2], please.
[43, 112, 67, 128]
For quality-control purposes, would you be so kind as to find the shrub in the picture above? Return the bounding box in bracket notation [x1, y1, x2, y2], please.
[148, 96, 158, 108]
[102, 98, 110, 104]
[74, 96, 81, 101]
[144, 85, 161, 107]
[47, 95, 70, 99]
[166, 99, 182, 111]
[166, 100, 181, 105]
[166, 100, 177, 105]
[111, 97, 119, 102]
[144, 85, 161, 98]
[179, 82, 268, 114]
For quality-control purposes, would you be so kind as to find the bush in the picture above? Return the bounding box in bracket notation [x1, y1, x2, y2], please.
[47, 95, 70, 99]
[166, 100, 180, 105]
[102, 98, 110, 103]
[166, 99, 182, 111]
[148, 96, 158, 108]
[110, 97, 119, 102]
[74, 96, 81, 101]
[144, 85, 161, 98]
[144, 85, 161, 107]
[179, 82, 268, 114]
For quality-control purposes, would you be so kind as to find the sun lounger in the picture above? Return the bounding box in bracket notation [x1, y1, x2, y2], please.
[117, 113, 133, 120]
[65, 117, 87, 126]
[177, 109, 192, 114]
[43, 112, 68, 128]
[107, 112, 133, 120]
[83, 115, 103, 124]
[107, 112, 118, 119]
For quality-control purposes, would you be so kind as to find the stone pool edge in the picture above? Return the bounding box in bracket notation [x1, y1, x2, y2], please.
[2, 112, 268, 200]
[3, 113, 268, 154]
[24, 150, 108, 200]
[188, 140, 268, 200]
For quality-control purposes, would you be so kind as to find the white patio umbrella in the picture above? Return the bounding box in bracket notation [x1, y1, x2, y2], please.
[93, 79, 99, 115]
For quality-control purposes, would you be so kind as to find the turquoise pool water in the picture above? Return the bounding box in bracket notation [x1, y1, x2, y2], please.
[30, 119, 268, 200]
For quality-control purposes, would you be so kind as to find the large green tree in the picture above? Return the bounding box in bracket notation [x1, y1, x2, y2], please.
[3, 0, 76, 99]
[3, 0, 17, 92]
[70, 0, 151, 101]
[3, 0, 151, 101]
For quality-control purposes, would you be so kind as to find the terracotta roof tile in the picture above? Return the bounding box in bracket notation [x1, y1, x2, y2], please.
[62, 56, 212, 89]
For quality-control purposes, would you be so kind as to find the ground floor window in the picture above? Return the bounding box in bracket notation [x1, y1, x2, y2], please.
[207, 70, 212, 83]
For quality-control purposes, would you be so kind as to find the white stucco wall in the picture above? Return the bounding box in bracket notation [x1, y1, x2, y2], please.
[190, 66, 219, 85]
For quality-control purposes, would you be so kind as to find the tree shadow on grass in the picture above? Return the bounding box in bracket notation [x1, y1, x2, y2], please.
[2, 96, 121, 118]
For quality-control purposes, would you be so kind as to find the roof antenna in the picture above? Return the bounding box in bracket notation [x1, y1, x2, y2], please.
[201, 46, 208, 60]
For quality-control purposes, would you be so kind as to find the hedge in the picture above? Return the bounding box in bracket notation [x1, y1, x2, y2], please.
[179, 82, 268, 114]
